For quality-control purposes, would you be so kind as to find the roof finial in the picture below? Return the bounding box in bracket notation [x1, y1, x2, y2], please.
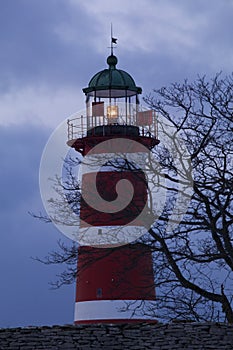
[110, 23, 117, 55]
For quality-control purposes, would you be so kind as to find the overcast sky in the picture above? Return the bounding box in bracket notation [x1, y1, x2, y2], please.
[0, 0, 233, 328]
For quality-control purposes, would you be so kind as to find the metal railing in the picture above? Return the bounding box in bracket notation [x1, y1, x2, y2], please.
[67, 104, 158, 141]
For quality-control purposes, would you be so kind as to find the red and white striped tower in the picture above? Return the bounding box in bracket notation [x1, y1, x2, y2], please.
[67, 49, 159, 323]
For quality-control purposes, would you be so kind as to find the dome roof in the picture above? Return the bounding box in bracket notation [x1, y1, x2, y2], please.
[83, 55, 142, 98]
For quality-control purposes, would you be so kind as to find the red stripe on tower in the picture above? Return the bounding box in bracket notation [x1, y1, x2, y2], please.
[80, 170, 147, 227]
[74, 244, 156, 323]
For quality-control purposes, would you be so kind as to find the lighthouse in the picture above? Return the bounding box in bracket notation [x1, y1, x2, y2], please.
[67, 44, 159, 323]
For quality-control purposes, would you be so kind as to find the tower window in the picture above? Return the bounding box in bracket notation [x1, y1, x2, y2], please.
[96, 287, 103, 298]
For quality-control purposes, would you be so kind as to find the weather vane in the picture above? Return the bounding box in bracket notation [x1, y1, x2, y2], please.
[110, 23, 117, 55]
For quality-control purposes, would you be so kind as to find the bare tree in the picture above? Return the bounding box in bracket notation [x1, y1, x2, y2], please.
[34, 73, 233, 323]
[144, 73, 233, 322]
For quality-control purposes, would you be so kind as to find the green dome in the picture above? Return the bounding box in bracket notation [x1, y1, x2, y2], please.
[83, 55, 142, 98]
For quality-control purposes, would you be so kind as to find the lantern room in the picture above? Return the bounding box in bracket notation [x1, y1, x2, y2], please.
[67, 53, 159, 154]
[83, 54, 142, 127]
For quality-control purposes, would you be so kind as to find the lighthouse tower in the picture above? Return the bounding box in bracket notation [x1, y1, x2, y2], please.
[67, 47, 159, 324]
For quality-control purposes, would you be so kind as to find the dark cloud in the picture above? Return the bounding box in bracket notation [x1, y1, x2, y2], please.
[0, 124, 46, 210]
[1, 0, 232, 96]
[0, 124, 74, 327]
[0, 0, 102, 91]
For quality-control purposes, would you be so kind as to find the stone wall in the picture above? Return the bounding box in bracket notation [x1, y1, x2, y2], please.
[0, 322, 233, 349]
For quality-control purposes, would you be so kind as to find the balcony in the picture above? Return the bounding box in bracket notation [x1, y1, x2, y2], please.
[67, 102, 158, 141]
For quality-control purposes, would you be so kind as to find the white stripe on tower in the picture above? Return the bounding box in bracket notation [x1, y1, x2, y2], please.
[74, 300, 156, 323]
